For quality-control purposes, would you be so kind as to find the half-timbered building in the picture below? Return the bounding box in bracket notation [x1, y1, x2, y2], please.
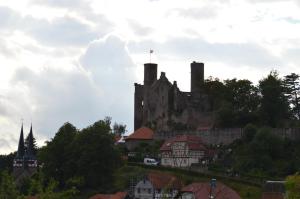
[160, 135, 207, 168]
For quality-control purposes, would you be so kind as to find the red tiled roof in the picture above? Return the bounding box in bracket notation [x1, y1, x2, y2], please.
[125, 127, 154, 140]
[181, 182, 241, 199]
[261, 192, 285, 199]
[148, 171, 183, 190]
[89, 192, 127, 199]
[160, 135, 206, 151]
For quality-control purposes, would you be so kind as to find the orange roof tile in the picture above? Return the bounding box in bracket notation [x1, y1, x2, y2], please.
[182, 182, 241, 199]
[89, 192, 127, 199]
[160, 135, 206, 151]
[125, 127, 154, 140]
[147, 171, 183, 190]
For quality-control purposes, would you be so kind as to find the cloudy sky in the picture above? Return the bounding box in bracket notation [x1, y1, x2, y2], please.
[0, 0, 300, 154]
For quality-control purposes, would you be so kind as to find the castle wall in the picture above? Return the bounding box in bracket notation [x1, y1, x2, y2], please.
[154, 128, 300, 145]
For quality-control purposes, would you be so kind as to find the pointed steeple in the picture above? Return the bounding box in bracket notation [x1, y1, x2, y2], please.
[25, 123, 35, 158]
[16, 124, 25, 158]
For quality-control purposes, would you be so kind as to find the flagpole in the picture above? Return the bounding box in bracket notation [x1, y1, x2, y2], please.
[150, 49, 153, 63]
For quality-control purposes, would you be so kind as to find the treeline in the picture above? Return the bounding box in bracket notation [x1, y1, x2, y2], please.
[0, 118, 124, 198]
[204, 71, 300, 128]
[214, 124, 300, 178]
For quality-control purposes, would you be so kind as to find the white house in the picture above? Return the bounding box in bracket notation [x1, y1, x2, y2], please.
[160, 135, 207, 168]
[134, 172, 183, 199]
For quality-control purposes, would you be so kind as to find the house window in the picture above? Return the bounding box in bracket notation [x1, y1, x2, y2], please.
[138, 188, 141, 193]
[148, 188, 151, 194]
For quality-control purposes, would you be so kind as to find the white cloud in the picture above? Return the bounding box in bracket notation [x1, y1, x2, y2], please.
[0, 35, 136, 153]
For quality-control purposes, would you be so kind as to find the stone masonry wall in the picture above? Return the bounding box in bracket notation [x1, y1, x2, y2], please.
[154, 128, 300, 145]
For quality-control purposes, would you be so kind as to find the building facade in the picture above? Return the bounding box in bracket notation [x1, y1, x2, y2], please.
[134, 172, 182, 199]
[160, 135, 207, 168]
[13, 124, 38, 184]
[134, 62, 212, 132]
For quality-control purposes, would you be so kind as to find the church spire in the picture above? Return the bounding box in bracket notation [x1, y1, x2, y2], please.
[25, 123, 35, 158]
[16, 124, 25, 158]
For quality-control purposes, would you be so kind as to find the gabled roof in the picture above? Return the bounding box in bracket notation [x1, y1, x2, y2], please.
[147, 171, 183, 190]
[125, 127, 154, 140]
[89, 192, 128, 199]
[16, 124, 25, 159]
[181, 182, 241, 199]
[160, 135, 206, 151]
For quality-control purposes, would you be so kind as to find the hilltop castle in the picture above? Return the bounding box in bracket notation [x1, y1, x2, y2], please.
[13, 124, 37, 184]
[134, 62, 213, 132]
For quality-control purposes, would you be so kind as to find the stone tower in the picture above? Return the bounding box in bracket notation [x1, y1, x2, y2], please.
[143, 63, 157, 125]
[191, 61, 204, 93]
[13, 124, 38, 185]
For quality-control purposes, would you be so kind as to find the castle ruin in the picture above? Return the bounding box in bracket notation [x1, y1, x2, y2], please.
[134, 62, 213, 132]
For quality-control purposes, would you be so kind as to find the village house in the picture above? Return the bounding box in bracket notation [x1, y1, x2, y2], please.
[178, 182, 241, 199]
[134, 172, 183, 199]
[125, 127, 154, 151]
[160, 135, 207, 168]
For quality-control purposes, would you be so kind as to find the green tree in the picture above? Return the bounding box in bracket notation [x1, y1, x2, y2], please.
[259, 71, 290, 127]
[224, 79, 259, 126]
[286, 173, 300, 199]
[203, 77, 227, 111]
[38, 122, 78, 188]
[284, 73, 300, 119]
[113, 122, 127, 136]
[38, 119, 122, 192]
[0, 170, 20, 199]
[70, 120, 121, 190]
[242, 124, 257, 142]
[25, 133, 38, 155]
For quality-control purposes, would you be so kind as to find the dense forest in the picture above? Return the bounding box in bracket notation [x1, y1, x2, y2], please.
[204, 71, 300, 128]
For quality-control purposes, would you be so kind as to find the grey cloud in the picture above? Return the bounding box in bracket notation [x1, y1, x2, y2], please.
[6, 35, 135, 145]
[0, 6, 21, 31]
[24, 16, 102, 47]
[0, 139, 12, 152]
[283, 48, 300, 64]
[80, 36, 136, 110]
[31, 0, 89, 8]
[0, 97, 8, 116]
[0, 6, 113, 47]
[0, 38, 18, 58]
[170, 7, 217, 19]
[127, 20, 153, 36]
[128, 37, 282, 68]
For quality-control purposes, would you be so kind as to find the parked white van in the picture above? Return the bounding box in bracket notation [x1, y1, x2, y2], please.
[143, 158, 159, 166]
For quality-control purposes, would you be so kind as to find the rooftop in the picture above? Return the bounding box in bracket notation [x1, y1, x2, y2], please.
[181, 182, 241, 199]
[147, 171, 183, 190]
[160, 135, 206, 151]
[125, 127, 154, 140]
